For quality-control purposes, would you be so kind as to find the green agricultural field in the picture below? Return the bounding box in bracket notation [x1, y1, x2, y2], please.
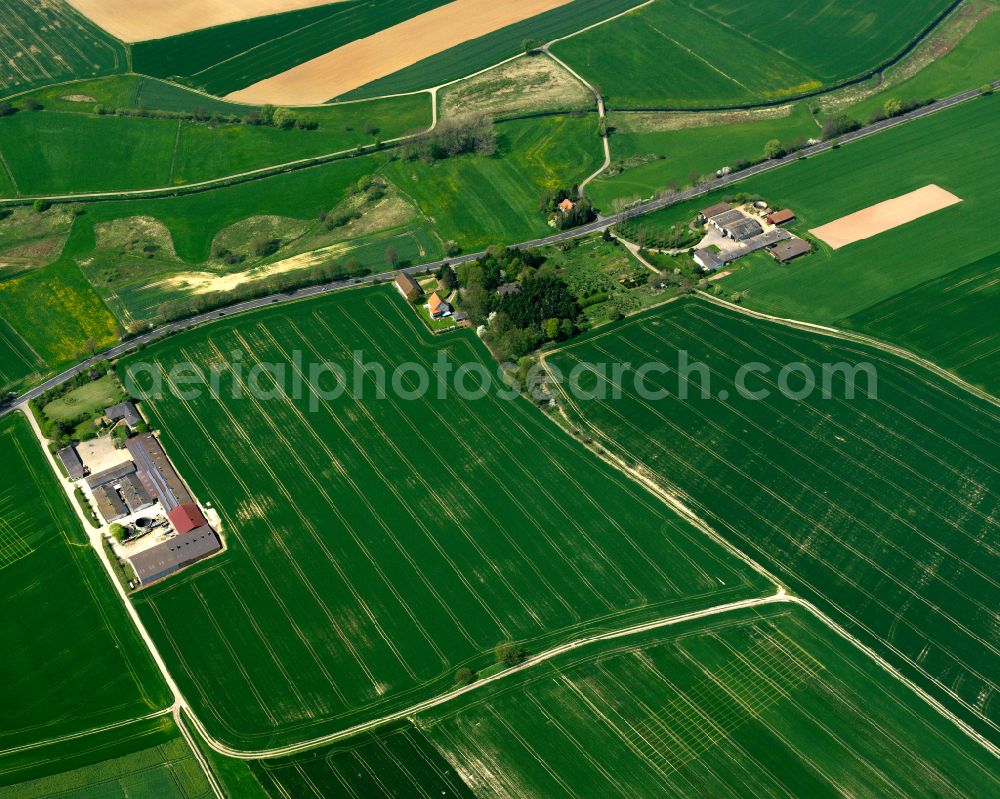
[545, 298, 1000, 737]
[133, 0, 450, 98]
[343, 0, 640, 100]
[0, 414, 171, 756]
[120, 286, 769, 748]
[249, 722, 474, 798]
[386, 115, 603, 250]
[715, 95, 1000, 323]
[843, 251, 1000, 396]
[588, 103, 819, 210]
[0, 260, 118, 375]
[0, 724, 212, 797]
[551, 0, 953, 109]
[0, 94, 430, 196]
[0, 0, 126, 97]
[824, 0, 1000, 123]
[248, 605, 999, 798]
[0, 111, 178, 196]
[0, 316, 44, 395]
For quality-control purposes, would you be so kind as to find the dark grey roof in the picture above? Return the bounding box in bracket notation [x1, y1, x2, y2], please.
[106, 400, 141, 427]
[94, 485, 128, 523]
[770, 239, 812, 262]
[57, 446, 85, 480]
[709, 209, 745, 226]
[496, 282, 522, 296]
[726, 218, 764, 241]
[693, 248, 724, 271]
[86, 460, 137, 489]
[120, 472, 154, 513]
[129, 528, 221, 585]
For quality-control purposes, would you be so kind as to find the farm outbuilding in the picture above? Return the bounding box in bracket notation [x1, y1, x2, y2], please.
[766, 209, 797, 225]
[105, 400, 141, 428]
[769, 239, 813, 262]
[725, 218, 764, 241]
[57, 445, 86, 481]
[700, 202, 732, 220]
[167, 503, 209, 535]
[94, 485, 128, 523]
[707, 209, 745, 231]
[86, 460, 137, 490]
[125, 434, 193, 513]
[694, 248, 724, 272]
[128, 527, 222, 586]
[394, 273, 422, 302]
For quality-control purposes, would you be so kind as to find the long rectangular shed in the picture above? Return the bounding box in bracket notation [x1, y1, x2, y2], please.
[86, 461, 136, 490]
[129, 527, 221, 585]
[125, 434, 192, 513]
[94, 485, 128, 523]
[57, 446, 85, 480]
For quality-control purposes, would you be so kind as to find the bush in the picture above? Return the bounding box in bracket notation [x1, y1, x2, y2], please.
[108, 523, 126, 543]
[455, 667, 476, 686]
[821, 114, 860, 140]
[23, 97, 42, 111]
[252, 236, 281, 257]
[0, 101, 15, 117]
[495, 641, 527, 668]
[980, 83, 994, 96]
[763, 139, 785, 159]
[33, 199, 51, 213]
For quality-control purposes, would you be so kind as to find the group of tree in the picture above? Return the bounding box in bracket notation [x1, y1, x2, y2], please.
[867, 97, 934, 125]
[92, 102, 319, 130]
[542, 188, 596, 230]
[398, 114, 496, 162]
[453, 246, 580, 361]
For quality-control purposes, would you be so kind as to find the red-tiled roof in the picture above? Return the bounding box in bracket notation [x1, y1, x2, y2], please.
[167, 503, 208, 534]
[767, 209, 796, 225]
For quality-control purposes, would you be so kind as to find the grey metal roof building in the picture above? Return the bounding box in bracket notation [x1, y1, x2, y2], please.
[725, 218, 764, 241]
[129, 528, 221, 585]
[125, 434, 192, 513]
[94, 485, 128, 523]
[86, 460, 137, 490]
[708, 209, 745, 228]
[693, 248, 724, 272]
[106, 400, 141, 428]
[57, 445, 85, 480]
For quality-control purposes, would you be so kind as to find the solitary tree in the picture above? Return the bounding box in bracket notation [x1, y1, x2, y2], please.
[108, 523, 126, 543]
[764, 139, 785, 159]
[455, 667, 475, 686]
[495, 641, 527, 667]
[883, 98, 903, 118]
[384, 246, 399, 267]
[521, 37, 543, 54]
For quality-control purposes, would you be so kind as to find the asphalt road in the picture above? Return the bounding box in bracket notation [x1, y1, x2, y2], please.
[2, 80, 996, 416]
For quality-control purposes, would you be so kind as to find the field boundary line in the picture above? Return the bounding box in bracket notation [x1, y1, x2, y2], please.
[694, 292, 1000, 408]
[181, 592, 788, 759]
[0, 707, 173, 758]
[0, 146, 19, 197]
[175, 707, 224, 799]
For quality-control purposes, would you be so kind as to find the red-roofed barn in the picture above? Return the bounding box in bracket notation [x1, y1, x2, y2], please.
[167, 503, 208, 534]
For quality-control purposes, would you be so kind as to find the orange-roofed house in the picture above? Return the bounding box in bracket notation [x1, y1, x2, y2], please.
[558, 197, 576, 213]
[427, 291, 452, 319]
[766, 209, 797, 226]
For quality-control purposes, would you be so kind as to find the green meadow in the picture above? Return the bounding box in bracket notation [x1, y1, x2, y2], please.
[546, 298, 1000, 737]
[247, 605, 999, 798]
[0, 94, 430, 196]
[386, 114, 603, 250]
[0, 316, 44, 396]
[0, 0, 126, 96]
[121, 286, 769, 748]
[589, 103, 819, 209]
[552, 0, 953, 108]
[0, 414, 171, 756]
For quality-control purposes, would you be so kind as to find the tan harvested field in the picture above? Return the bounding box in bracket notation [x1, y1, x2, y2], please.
[65, 0, 347, 42]
[810, 184, 963, 249]
[226, 0, 572, 105]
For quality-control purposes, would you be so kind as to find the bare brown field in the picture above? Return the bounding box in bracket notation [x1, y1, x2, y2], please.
[226, 0, 572, 105]
[65, 0, 347, 42]
[810, 184, 962, 249]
